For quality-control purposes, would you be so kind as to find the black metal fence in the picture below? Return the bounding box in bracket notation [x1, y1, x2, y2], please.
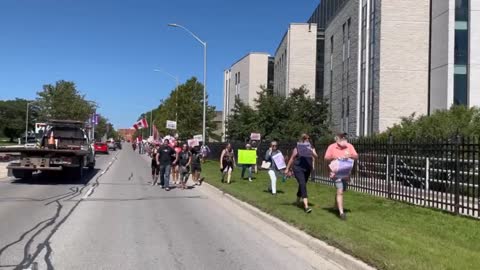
[207, 138, 479, 218]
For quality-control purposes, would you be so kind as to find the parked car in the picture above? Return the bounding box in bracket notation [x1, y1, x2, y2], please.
[94, 142, 109, 154]
[107, 140, 116, 151]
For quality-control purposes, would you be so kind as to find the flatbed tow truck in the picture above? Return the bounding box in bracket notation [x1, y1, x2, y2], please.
[0, 120, 95, 180]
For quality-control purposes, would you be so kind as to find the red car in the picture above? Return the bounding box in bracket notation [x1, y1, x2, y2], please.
[94, 142, 109, 154]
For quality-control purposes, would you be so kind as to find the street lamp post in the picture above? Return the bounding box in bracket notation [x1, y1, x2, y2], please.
[168, 23, 207, 143]
[154, 69, 179, 123]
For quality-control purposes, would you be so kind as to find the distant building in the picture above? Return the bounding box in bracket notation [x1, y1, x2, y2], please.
[117, 128, 135, 142]
[306, 0, 479, 136]
[273, 23, 317, 98]
[211, 111, 223, 142]
[223, 52, 274, 141]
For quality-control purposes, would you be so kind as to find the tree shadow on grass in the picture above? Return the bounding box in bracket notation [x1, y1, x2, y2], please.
[280, 201, 317, 209]
[322, 207, 352, 216]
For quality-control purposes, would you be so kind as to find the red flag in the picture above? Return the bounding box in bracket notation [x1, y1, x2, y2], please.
[133, 118, 148, 130]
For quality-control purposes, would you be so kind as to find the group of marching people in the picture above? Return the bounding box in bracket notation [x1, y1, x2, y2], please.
[148, 138, 208, 191]
[219, 132, 358, 219]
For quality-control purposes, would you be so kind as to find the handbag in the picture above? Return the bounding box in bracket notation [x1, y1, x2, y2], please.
[261, 161, 271, 170]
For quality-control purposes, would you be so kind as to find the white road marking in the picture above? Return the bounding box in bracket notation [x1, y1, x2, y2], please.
[83, 186, 95, 199]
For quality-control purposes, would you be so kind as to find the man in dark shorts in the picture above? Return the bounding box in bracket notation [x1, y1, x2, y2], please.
[191, 146, 204, 186]
[157, 139, 178, 191]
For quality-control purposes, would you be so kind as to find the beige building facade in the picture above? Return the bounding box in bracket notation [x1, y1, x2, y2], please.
[274, 23, 317, 98]
[222, 52, 273, 141]
[324, 0, 430, 135]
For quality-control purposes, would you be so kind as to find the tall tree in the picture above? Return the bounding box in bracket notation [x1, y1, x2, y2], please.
[225, 85, 330, 142]
[148, 77, 216, 140]
[36, 80, 95, 122]
[225, 97, 259, 142]
[0, 99, 39, 141]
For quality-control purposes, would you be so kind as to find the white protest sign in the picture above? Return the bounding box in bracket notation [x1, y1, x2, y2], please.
[188, 139, 200, 147]
[166, 120, 177, 130]
[272, 152, 286, 170]
[193, 134, 203, 141]
[297, 142, 312, 157]
[250, 133, 261, 140]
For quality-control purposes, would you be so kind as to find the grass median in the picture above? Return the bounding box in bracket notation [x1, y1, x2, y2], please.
[201, 160, 479, 270]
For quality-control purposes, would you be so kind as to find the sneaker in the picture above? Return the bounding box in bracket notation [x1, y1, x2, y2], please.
[340, 213, 347, 220]
[305, 208, 312, 214]
[248, 178, 252, 182]
[165, 187, 170, 191]
[199, 177, 205, 185]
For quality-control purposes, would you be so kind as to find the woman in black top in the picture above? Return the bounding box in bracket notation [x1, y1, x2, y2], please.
[151, 146, 160, 186]
[220, 143, 236, 184]
[285, 134, 318, 213]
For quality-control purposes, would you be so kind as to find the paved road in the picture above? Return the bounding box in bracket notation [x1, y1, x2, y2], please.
[0, 146, 344, 270]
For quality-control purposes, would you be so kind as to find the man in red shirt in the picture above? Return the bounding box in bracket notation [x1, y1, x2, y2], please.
[324, 132, 358, 220]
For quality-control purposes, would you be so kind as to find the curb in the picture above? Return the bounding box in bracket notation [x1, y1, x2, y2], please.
[202, 182, 375, 270]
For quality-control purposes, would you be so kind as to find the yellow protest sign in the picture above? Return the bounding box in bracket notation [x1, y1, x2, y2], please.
[238, 149, 257, 165]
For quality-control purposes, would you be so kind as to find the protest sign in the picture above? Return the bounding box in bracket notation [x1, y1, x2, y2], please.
[272, 152, 286, 170]
[250, 133, 261, 141]
[188, 139, 199, 148]
[238, 149, 257, 165]
[297, 142, 312, 157]
[193, 134, 203, 141]
[166, 120, 177, 130]
[329, 158, 354, 179]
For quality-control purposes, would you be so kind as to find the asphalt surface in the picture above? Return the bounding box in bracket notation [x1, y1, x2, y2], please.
[0, 145, 344, 270]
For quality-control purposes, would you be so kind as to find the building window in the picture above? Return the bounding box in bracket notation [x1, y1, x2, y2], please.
[454, 0, 469, 105]
[238, 72, 241, 85]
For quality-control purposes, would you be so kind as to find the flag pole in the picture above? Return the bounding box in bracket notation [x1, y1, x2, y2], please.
[150, 110, 153, 137]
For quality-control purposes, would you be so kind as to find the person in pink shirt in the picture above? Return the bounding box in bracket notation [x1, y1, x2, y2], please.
[324, 132, 358, 220]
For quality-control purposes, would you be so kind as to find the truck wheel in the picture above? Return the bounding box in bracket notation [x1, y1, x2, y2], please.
[12, 170, 32, 180]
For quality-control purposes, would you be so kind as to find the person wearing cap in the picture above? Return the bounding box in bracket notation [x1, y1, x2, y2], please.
[324, 132, 358, 220]
[241, 143, 253, 182]
[285, 134, 318, 213]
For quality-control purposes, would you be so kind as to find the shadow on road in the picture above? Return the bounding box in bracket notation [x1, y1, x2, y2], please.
[10, 168, 100, 186]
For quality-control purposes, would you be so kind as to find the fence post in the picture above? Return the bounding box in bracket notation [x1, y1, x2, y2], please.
[454, 134, 461, 215]
[387, 134, 393, 199]
[425, 157, 430, 206]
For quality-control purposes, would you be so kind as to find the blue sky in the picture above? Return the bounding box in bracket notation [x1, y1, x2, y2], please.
[0, 0, 318, 128]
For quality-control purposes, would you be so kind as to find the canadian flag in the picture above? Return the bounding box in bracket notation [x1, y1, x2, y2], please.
[133, 118, 148, 130]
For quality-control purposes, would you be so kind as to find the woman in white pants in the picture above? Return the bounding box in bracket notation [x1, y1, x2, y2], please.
[264, 141, 283, 195]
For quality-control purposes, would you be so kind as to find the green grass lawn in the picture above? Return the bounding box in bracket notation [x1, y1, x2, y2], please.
[201, 161, 480, 270]
[0, 139, 16, 146]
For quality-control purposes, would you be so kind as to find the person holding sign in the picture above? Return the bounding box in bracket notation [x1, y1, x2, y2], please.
[241, 144, 254, 182]
[324, 132, 358, 220]
[285, 134, 318, 213]
[220, 143, 235, 184]
[264, 141, 285, 195]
